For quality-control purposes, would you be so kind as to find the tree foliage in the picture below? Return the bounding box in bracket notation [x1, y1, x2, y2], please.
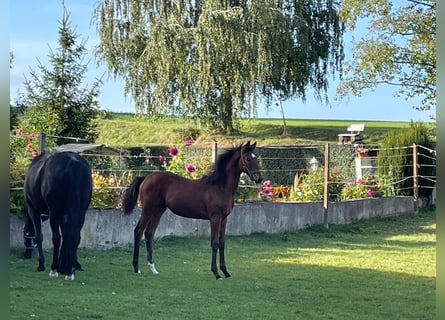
[338, 0, 435, 116]
[93, 0, 344, 133]
[19, 7, 102, 144]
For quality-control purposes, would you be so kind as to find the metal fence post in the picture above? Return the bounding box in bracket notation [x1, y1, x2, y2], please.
[323, 143, 330, 229]
[413, 143, 419, 213]
[39, 133, 46, 154]
[212, 141, 218, 163]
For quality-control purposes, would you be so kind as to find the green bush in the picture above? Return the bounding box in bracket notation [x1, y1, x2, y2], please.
[378, 121, 436, 197]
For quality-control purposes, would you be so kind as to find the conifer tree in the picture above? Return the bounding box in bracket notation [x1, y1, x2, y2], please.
[21, 5, 102, 144]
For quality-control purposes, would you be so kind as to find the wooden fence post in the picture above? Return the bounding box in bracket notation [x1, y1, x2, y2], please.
[39, 133, 46, 154]
[323, 143, 330, 229]
[212, 141, 218, 163]
[413, 143, 419, 213]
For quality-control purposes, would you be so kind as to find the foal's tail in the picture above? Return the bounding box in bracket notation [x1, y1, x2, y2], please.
[122, 176, 145, 215]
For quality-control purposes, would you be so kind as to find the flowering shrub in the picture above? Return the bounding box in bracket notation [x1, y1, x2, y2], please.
[271, 185, 291, 202]
[9, 129, 41, 216]
[340, 175, 384, 201]
[161, 139, 211, 179]
[258, 180, 274, 201]
[286, 167, 343, 202]
[91, 171, 134, 209]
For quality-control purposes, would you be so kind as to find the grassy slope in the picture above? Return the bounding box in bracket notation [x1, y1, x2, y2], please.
[95, 113, 412, 148]
[10, 210, 435, 320]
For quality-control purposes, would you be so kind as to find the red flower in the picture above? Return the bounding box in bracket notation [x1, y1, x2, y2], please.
[169, 147, 179, 157]
[186, 164, 196, 173]
[26, 143, 33, 150]
[16, 128, 23, 135]
[184, 139, 194, 147]
[31, 151, 38, 158]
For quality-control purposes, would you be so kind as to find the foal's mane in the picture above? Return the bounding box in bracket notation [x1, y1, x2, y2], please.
[201, 144, 242, 186]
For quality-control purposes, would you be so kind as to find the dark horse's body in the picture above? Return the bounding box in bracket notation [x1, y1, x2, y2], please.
[24, 151, 92, 280]
[123, 141, 262, 279]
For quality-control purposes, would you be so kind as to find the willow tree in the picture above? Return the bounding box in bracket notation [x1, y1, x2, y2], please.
[94, 0, 344, 133]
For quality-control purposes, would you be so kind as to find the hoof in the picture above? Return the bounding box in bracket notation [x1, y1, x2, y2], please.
[38, 266, 45, 272]
[217, 277, 223, 281]
[148, 263, 159, 275]
[136, 269, 141, 274]
[65, 274, 75, 281]
[49, 270, 58, 278]
[74, 262, 83, 271]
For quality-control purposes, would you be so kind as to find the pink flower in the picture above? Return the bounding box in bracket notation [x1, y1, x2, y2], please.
[169, 147, 179, 156]
[356, 179, 364, 185]
[367, 189, 375, 197]
[184, 139, 194, 147]
[16, 128, 23, 135]
[31, 151, 38, 158]
[186, 164, 196, 173]
[263, 187, 272, 195]
[263, 180, 271, 187]
[26, 143, 33, 150]
[158, 155, 165, 163]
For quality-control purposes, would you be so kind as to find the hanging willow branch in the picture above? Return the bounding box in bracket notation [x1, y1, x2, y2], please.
[93, 0, 344, 133]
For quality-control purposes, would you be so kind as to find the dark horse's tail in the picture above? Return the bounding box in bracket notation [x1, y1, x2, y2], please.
[122, 176, 145, 215]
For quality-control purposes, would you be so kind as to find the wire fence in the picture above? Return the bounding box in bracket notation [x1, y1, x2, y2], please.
[9, 133, 436, 211]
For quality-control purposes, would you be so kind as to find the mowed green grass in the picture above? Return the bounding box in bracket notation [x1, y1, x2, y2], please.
[95, 114, 413, 147]
[10, 210, 435, 320]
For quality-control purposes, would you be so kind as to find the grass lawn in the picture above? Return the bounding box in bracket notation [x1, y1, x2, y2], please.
[10, 210, 435, 320]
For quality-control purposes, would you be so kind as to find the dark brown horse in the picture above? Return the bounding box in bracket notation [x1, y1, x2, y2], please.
[122, 141, 262, 280]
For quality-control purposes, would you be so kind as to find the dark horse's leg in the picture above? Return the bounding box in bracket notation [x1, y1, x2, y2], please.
[49, 216, 61, 277]
[210, 216, 222, 280]
[219, 218, 231, 278]
[23, 213, 35, 259]
[29, 212, 45, 272]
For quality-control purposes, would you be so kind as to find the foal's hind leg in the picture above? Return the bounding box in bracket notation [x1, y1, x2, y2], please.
[132, 214, 151, 274]
[144, 212, 163, 275]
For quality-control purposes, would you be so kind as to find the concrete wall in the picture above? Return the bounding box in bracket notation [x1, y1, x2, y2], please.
[10, 196, 415, 250]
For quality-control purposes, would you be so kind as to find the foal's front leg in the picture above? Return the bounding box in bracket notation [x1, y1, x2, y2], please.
[210, 217, 222, 280]
[218, 218, 231, 278]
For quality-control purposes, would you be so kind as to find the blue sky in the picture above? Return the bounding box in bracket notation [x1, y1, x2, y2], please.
[9, 0, 433, 122]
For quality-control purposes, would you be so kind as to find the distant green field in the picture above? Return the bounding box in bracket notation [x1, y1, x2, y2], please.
[96, 112, 413, 147]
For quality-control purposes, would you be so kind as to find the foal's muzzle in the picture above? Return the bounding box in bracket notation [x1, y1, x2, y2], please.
[249, 171, 262, 184]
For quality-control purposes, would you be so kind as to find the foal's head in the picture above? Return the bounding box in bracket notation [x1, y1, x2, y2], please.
[238, 141, 262, 183]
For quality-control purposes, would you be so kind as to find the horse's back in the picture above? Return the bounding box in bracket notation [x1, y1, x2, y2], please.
[25, 152, 92, 214]
[43, 152, 92, 210]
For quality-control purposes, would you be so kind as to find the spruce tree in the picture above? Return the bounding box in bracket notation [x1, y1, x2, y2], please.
[21, 6, 102, 145]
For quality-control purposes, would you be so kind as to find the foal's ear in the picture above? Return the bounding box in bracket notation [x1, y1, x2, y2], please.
[244, 141, 251, 149]
[250, 141, 257, 149]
